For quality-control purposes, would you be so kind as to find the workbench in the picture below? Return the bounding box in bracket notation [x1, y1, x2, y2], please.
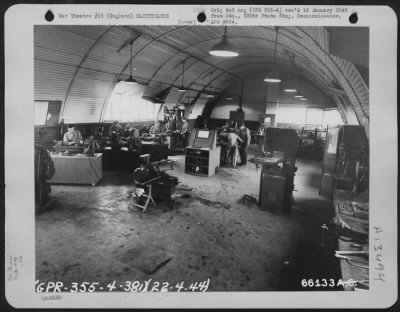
[333, 190, 369, 290]
[334, 190, 369, 237]
[141, 142, 169, 162]
[337, 239, 369, 291]
[48, 153, 102, 185]
[101, 142, 168, 171]
[102, 148, 139, 172]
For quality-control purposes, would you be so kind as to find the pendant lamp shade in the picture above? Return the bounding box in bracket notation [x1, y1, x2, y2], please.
[284, 57, 298, 92]
[209, 27, 239, 57]
[283, 80, 297, 92]
[264, 27, 281, 83]
[141, 87, 171, 104]
[263, 71, 281, 83]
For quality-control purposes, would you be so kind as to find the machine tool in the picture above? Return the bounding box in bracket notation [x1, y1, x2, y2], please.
[259, 128, 298, 213]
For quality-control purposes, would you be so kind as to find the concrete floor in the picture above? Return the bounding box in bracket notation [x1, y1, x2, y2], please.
[36, 146, 340, 291]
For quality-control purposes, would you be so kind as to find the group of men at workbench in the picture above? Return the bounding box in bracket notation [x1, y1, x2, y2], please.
[149, 116, 189, 147]
[220, 122, 251, 167]
[62, 119, 251, 167]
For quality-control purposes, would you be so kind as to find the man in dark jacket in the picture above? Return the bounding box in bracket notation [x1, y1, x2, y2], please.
[110, 120, 124, 145]
[238, 123, 251, 166]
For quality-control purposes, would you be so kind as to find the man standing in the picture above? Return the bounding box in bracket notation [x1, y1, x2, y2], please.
[226, 129, 242, 168]
[109, 120, 123, 145]
[149, 120, 162, 136]
[238, 123, 251, 166]
[165, 116, 174, 132]
[110, 120, 123, 136]
[180, 117, 189, 147]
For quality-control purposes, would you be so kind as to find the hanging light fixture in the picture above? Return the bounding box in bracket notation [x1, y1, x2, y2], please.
[177, 60, 187, 92]
[284, 79, 297, 93]
[264, 27, 281, 83]
[123, 41, 137, 85]
[294, 75, 304, 98]
[284, 56, 297, 92]
[141, 87, 171, 104]
[209, 26, 239, 57]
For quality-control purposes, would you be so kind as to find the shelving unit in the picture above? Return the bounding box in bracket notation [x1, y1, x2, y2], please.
[319, 125, 368, 198]
[185, 147, 221, 176]
[184, 128, 221, 177]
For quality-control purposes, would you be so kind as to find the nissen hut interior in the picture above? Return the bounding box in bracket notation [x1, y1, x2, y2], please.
[34, 25, 369, 292]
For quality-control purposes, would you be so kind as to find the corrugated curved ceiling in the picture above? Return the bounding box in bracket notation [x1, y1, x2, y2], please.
[34, 25, 369, 133]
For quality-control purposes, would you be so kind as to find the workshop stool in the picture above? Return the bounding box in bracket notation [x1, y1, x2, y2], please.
[132, 180, 157, 213]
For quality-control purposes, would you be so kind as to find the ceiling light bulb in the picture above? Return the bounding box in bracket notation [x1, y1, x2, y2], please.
[284, 88, 297, 93]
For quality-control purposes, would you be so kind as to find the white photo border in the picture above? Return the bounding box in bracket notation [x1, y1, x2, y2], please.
[4, 4, 398, 309]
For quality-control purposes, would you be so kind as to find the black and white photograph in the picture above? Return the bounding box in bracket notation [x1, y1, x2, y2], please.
[4, 4, 397, 309]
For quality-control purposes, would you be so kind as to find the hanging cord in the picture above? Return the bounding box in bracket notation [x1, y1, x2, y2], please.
[182, 61, 184, 85]
[273, 27, 279, 65]
[299, 74, 302, 95]
[130, 42, 133, 79]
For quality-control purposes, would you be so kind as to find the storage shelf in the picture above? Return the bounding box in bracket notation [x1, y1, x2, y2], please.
[184, 172, 208, 176]
[185, 146, 220, 177]
[185, 164, 208, 168]
[185, 155, 209, 160]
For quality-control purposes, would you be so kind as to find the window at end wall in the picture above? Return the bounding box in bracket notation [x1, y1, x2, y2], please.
[323, 109, 344, 126]
[104, 84, 160, 122]
[276, 107, 306, 124]
[306, 108, 324, 125]
[34, 101, 49, 125]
